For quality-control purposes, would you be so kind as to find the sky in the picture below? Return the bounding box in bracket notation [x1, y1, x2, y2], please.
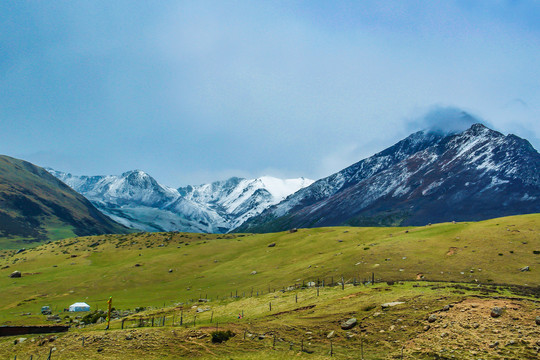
[1, 1, 539, 187]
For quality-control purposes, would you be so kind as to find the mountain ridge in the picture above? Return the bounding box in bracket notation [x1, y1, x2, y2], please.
[0, 155, 130, 248]
[235, 123, 540, 232]
[47, 168, 314, 233]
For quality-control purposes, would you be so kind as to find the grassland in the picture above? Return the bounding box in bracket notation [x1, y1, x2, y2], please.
[0, 214, 538, 359]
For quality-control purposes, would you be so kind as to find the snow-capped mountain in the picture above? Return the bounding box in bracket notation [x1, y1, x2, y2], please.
[236, 122, 540, 232]
[47, 169, 313, 233]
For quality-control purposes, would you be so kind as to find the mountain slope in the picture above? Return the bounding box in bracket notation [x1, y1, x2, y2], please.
[0, 155, 129, 249]
[48, 169, 313, 233]
[236, 123, 540, 232]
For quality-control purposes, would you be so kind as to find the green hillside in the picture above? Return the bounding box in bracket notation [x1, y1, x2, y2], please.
[0, 214, 538, 359]
[0, 155, 130, 249]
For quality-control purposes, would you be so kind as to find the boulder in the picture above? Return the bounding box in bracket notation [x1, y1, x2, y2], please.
[381, 301, 404, 309]
[327, 330, 335, 339]
[341, 318, 357, 330]
[9, 270, 21, 278]
[491, 307, 503, 318]
[428, 314, 437, 323]
[168, 269, 173, 273]
[250, 271, 257, 275]
[535, 316, 540, 326]
[267, 243, 276, 247]
[520, 266, 530, 272]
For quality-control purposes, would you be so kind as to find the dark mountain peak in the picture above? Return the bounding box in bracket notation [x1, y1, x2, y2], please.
[236, 121, 540, 233]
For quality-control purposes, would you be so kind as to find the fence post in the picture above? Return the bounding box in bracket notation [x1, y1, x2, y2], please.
[317, 287, 319, 296]
[121, 319, 125, 329]
[180, 310, 183, 326]
[372, 272, 375, 284]
[210, 311, 213, 323]
[330, 340, 333, 356]
[273, 334, 276, 349]
[269, 302, 272, 311]
[295, 293, 297, 303]
[46, 347, 53, 360]
[82, 336, 85, 346]
[341, 276, 344, 290]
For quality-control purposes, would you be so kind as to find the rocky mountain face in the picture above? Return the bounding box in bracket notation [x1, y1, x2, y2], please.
[0, 155, 129, 248]
[48, 169, 313, 233]
[236, 123, 540, 232]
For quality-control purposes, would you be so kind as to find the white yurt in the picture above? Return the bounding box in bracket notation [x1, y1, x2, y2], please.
[68, 302, 91, 312]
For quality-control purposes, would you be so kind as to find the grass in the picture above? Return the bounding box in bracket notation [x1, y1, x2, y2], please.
[0, 213, 538, 358]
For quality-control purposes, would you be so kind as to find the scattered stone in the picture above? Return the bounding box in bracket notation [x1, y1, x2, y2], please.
[506, 340, 516, 346]
[258, 334, 265, 340]
[428, 314, 438, 323]
[327, 331, 335, 339]
[372, 312, 382, 317]
[267, 243, 276, 247]
[442, 305, 450, 311]
[15, 248, 26, 254]
[381, 301, 405, 309]
[491, 307, 503, 318]
[535, 316, 540, 326]
[345, 332, 355, 339]
[14, 338, 27, 345]
[9, 270, 21, 278]
[441, 332, 448, 338]
[125, 335, 133, 340]
[341, 318, 357, 330]
[250, 271, 257, 275]
[134, 263, 142, 267]
[520, 266, 530, 272]
[488, 341, 499, 348]
[168, 269, 173, 273]
[423, 325, 430, 331]
[472, 323, 479, 329]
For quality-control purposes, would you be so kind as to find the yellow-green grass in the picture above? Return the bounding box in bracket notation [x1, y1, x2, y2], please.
[0, 281, 538, 359]
[0, 214, 538, 327]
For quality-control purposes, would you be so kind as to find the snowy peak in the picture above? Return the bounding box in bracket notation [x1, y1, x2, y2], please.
[237, 123, 540, 232]
[48, 169, 313, 233]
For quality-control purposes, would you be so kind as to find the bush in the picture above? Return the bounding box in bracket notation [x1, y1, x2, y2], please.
[81, 310, 106, 324]
[211, 330, 235, 343]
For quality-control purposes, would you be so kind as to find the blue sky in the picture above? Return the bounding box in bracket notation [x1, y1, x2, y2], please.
[1, 1, 539, 186]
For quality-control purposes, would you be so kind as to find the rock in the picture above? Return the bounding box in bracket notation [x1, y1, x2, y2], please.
[491, 307, 503, 318]
[14, 338, 27, 344]
[267, 243, 276, 247]
[306, 281, 316, 287]
[381, 301, 404, 309]
[258, 334, 265, 340]
[428, 314, 437, 323]
[341, 318, 357, 330]
[9, 270, 21, 278]
[15, 248, 26, 254]
[472, 322, 479, 329]
[346, 332, 355, 339]
[96, 317, 105, 324]
[327, 330, 335, 339]
[134, 263, 142, 267]
[125, 335, 133, 340]
[506, 340, 516, 346]
[442, 305, 450, 311]
[250, 271, 257, 275]
[168, 269, 173, 273]
[535, 316, 540, 326]
[520, 266, 530, 272]
[488, 341, 499, 348]
[441, 332, 448, 338]
[423, 325, 430, 331]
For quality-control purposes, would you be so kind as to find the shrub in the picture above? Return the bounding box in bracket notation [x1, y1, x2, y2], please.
[211, 330, 235, 343]
[81, 310, 106, 324]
